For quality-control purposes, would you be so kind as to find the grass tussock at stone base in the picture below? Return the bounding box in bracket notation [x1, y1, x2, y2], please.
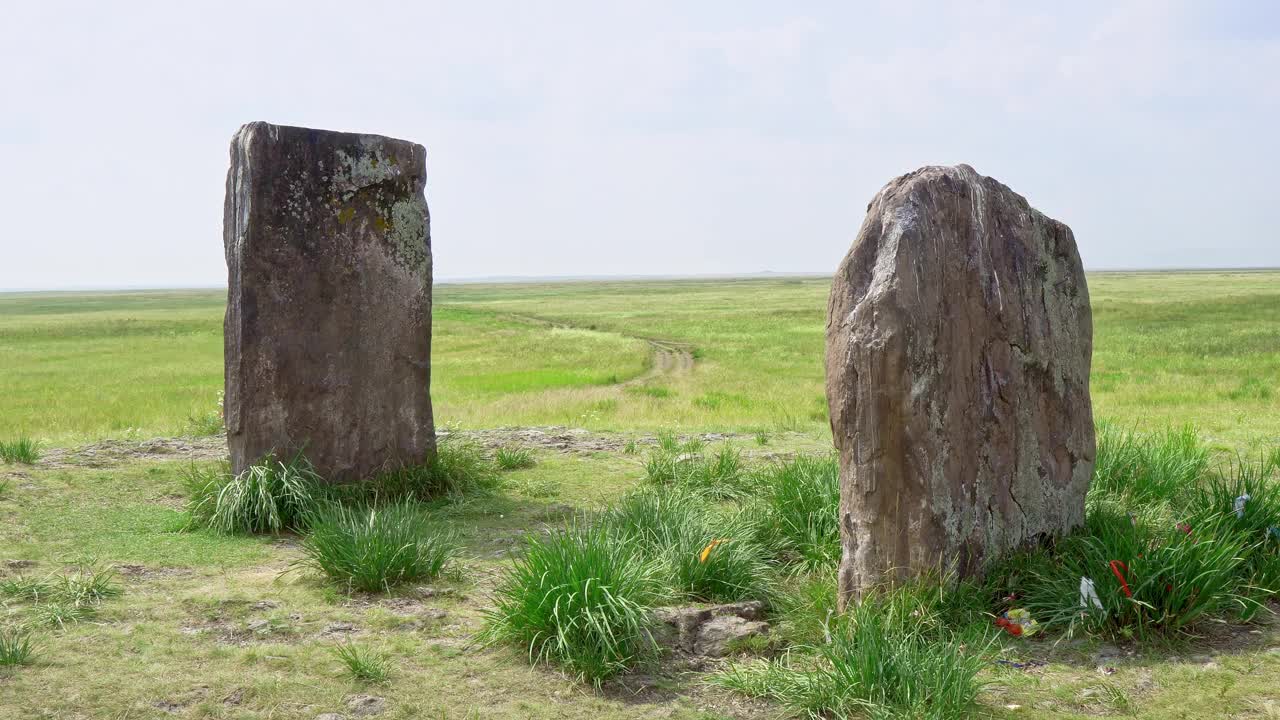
[716, 576, 993, 720]
[986, 426, 1280, 641]
[184, 454, 323, 535]
[296, 500, 457, 592]
[385, 436, 501, 501]
[1002, 504, 1253, 639]
[703, 426, 1280, 717]
[179, 437, 491, 598]
[482, 522, 663, 684]
[0, 437, 39, 464]
[746, 454, 841, 573]
[183, 436, 501, 536]
[1193, 456, 1280, 608]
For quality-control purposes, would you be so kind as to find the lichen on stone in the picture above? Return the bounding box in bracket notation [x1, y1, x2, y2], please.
[384, 198, 430, 271]
[332, 147, 401, 194]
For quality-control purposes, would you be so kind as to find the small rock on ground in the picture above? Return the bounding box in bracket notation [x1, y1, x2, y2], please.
[346, 694, 386, 717]
[694, 615, 769, 657]
[653, 601, 769, 657]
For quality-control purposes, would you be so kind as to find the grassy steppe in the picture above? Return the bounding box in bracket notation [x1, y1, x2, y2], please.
[1, 271, 1277, 451]
[2, 272, 1279, 719]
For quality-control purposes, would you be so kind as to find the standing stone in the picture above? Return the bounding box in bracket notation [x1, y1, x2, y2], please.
[223, 122, 434, 482]
[826, 164, 1094, 606]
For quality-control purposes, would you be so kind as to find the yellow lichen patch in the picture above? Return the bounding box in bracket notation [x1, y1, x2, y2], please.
[337, 207, 355, 224]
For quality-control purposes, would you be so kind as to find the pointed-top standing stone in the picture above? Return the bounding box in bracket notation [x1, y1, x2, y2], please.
[223, 122, 435, 482]
[826, 164, 1094, 606]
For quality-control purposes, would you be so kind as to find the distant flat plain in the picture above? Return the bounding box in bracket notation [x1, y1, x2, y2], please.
[0, 271, 1276, 452]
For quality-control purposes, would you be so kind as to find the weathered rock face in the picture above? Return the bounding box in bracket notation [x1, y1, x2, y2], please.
[652, 601, 768, 657]
[223, 122, 434, 482]
[826, 164, 1094, 606]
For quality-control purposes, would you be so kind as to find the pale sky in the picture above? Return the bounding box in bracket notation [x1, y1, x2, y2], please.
[3, 1, 1278, 290]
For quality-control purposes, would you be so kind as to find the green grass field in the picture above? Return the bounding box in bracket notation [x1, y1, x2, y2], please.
[2, 272, 1279, 719]
[2, 271, 1277, 451]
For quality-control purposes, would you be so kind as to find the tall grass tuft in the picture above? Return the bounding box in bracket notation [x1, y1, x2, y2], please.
[0, 626, 36, 667]
[56, 564, 121, 606]
[715, 580, 990, 720]
[1187, 456, 1280, 615]
[0, 576, 54, 602]
[768, 571, 842, 648]
[0, 564, 119, 611]
[360, 437, 500, 501]
[32, 602, 95, 628]
[603, 488, 773, 603]
[1091, 423, 1209, 505]
[482, 523, 661, 684]
[495, 446, 536, 471]
[0, 562, 121, 630]
[0, 437, 39, 464]
[426, 437, 501, 496]
[748, 455, 841, 572]
[297, 500, 456, 592]
[643, 440, 747, 500]
[185, 454, 323, 534]
[332, 642, 392, 683]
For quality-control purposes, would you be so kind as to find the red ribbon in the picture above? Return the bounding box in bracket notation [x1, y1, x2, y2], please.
[1109, 560, 1133, 598]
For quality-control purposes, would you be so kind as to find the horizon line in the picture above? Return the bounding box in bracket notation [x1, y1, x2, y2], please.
[2, 265, 1278, 294]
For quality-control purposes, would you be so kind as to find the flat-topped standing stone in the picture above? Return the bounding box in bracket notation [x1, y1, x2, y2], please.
[826, 164, 1094, 606]
[223, 122, 434, 482]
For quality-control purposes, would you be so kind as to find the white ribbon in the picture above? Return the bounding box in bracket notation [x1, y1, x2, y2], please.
[1079, 576, 1103, 611]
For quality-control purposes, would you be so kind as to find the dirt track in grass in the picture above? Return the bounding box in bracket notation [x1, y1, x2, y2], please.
[502, 312, 696, 387]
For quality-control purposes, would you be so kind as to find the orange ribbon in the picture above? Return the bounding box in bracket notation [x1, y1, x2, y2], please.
[699, 539, 730, 563]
